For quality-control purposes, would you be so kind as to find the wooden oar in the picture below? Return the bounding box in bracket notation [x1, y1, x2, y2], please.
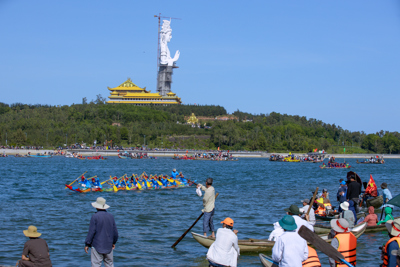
[65, 171, 87, 189]
[307, 187, 319, 216]
[298, 225, 354, 267]
[171, 192, 219, 248]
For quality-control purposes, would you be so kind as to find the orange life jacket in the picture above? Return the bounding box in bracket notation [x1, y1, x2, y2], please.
[302, 246, 321, 267]
[382, 237, 400, 267]
[316, 206, 326, 216]
[335, 232, 357, 267]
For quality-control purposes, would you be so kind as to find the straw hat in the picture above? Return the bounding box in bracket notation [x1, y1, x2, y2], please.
[284, 204, 302, 215]
[279, 215, 297, 231]
[385, 218, 400, 237]
[330, 218, 349, 233]
[221, 217, 234, 227]
[340, 201, 349, 211]
[91, 197, 110, 210]
[23, 225, 42, 238]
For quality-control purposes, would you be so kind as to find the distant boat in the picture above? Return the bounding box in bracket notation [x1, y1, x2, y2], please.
[27, 153, 52, 158]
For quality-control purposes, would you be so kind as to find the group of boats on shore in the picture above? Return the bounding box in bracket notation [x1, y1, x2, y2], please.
[65, 171, 194, 193]
[173, 152, 238, 161]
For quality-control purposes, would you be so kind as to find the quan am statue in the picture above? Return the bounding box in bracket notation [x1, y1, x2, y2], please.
[160, 20, 180, 66]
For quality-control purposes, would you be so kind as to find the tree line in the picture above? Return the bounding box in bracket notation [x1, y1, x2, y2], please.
[0, 102, 399, 153]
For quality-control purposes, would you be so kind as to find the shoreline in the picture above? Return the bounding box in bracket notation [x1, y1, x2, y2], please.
[1, 149, 400, 158]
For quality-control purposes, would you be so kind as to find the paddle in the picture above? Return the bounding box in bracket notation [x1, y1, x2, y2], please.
[171, 192, 219, 248]
[65, 171, 87, 189]
[298, 225, 354, 267]
[307, 187, 319, 216]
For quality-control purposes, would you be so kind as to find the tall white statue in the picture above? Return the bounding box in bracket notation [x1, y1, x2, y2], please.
[160, 20, 180, 66]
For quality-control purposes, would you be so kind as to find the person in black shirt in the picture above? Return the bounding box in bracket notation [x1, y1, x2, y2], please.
[347, 176, 361, 212]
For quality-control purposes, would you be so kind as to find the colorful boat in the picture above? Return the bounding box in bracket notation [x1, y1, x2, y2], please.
[320, 164, 351, 169]
[191, 223, 366, 252]
[283, 157, 300, 162]
[65, 180, 194, 193]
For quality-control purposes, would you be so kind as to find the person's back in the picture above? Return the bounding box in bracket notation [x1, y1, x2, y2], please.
[22, 238, 52, 267]
[363, 206, 378, 227]
[207, 227, 239, 267]
[347, 180, 361, 200]
[272, 231, 308, 267]
[340, 210, 355, 228]
[86, 210, 118, 253]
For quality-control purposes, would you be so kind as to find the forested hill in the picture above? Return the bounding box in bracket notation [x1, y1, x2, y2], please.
[0, 102, 399, 153]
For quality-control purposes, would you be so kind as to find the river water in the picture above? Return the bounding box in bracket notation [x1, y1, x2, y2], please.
[0, 157, 398, 266]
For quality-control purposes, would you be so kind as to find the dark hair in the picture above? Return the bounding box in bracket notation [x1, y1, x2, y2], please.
[339, 179, 344, 182]
[225, 225, 233, 230]
[381, 182, 388, 189]
[206, 178, 213, 185]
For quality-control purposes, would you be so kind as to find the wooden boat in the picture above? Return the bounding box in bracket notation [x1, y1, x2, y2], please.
[316, 212, 365, 222]
[314, 217, 398, 234]
[191, 223, 367, 252]
[283, 157, 300, 162]
[356, 159, 384, 164]
[118, 155, 129, 159]
[259, 254, 278, 267]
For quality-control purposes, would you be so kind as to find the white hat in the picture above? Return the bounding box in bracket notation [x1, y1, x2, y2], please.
[91, 197, 110, 210]
[386, 218, 400, 237]
[340, 201, 349, 211]
[331, 218, 350, 233]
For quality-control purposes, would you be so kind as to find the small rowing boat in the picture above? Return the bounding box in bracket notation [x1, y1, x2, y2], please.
[314, 216, 400, 234]
[315, 212, 365, 222]
[259, 254, 279, 267]
[191, 223, 367, 252]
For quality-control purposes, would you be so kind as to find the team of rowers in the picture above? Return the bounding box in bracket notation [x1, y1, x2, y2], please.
[76, 169, 190, 190]
[321, 162, 350, 168]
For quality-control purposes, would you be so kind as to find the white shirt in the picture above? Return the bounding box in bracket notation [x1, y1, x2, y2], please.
[197, 184, 215, 212]
[207, 228, 240, 267]
[268, 222, 284, 241]
[293, 215, 314, 233]
[300, 205, 316, 226]
[272, 231, 308, 267]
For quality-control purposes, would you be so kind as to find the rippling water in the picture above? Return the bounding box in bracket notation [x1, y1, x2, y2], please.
[0, 157, 399, 266]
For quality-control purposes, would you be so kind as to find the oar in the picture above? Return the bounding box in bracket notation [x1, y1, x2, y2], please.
[307, 187, 319, 216]
[298, 225, 354, 267]
[65, 171, 87, 189]
[134, 174, 142, 190]
[171, 192, 219, 248]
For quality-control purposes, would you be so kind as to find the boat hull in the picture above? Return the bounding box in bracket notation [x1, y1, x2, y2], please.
[192, 223, 366, 253]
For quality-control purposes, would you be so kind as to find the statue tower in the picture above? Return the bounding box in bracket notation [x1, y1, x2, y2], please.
[157, 19, 180, 96]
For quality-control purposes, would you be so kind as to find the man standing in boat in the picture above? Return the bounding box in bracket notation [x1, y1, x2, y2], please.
[346, 174, 361, 212]
[196, 178, 216, 238]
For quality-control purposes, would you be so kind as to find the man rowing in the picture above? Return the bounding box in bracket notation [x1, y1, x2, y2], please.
[91, 177, 102, 189]
[197, 178, 216, 238]
[171, 168, 179, 179]
[79, 176, 92, 189]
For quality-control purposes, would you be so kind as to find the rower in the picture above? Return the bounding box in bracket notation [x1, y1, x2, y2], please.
[328, 219, 357, 267]
[178, 172, 188, 184]
[91, 177, 102, 189]
[171, 168, 179, 179]
[300, 199, 316, 226]
[112, 177, 121, 188]
[79, 176, 91, 189]
[284, 204, 314, 233]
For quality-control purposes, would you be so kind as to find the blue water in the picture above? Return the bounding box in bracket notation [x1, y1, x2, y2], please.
[0, 157, 398, 266]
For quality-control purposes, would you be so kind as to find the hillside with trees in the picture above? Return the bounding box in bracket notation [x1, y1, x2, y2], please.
[0, 101, 399, 153]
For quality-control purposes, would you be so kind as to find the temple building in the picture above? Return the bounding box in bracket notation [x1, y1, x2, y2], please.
[107, 78, 181, 106]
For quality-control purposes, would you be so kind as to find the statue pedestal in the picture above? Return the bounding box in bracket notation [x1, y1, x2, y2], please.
[157, 64, 178, 96]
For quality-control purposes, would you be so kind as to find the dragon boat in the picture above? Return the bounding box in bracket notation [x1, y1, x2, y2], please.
[65, 179, 194, 193]
[27, 154, 52, 158]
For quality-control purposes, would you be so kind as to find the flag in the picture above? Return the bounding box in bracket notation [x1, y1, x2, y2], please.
[365, 174, 377, 196]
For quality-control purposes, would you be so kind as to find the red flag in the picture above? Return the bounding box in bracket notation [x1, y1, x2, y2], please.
[365, 174, 378, 197]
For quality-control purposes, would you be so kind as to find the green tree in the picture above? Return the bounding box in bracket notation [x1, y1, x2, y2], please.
[13, 129, 27, 145]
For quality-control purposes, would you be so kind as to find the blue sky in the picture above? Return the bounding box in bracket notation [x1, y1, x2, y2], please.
[0, 0, 399, 133]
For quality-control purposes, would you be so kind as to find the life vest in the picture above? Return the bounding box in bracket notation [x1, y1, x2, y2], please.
[316, 206, 326, 216]
[324, 203, 332, 210]
[302, 246, 321, 267]
[382, 237, 400, 267]
[335, 232, 357, 267]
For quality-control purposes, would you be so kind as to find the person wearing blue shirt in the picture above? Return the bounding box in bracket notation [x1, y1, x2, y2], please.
[85, 197, 118, 267]
[382, 183, 394, 210]
[337, 180, 347, 212]
[178, 172, 188, 184]
[171, 169, 179, 179]
[112, 177, 121, 188]
[79, 176, 91, 189]
[91, 177, 102, 189]
[381, 218, 400, 267]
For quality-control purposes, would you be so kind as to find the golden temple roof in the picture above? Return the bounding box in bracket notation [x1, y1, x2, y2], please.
[108, 78, 147, 92]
